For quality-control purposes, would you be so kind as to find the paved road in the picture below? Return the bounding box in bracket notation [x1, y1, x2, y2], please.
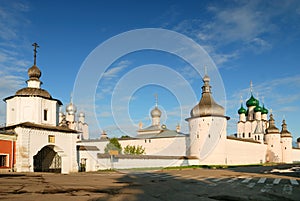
[0, 165, 299, 201]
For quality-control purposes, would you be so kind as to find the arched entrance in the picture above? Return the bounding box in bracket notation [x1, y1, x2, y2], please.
[33, 145, 62, 173]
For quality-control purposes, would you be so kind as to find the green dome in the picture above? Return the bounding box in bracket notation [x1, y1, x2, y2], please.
[246, 95, 259, 107]
[254, 105, 262, 112]
[238, 104, 246, 114]
[261, 105, 268, 114]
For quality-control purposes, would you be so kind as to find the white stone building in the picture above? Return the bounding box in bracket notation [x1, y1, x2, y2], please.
[1, 45, 80, 173]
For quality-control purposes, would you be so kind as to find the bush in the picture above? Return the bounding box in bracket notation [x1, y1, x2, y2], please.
[123, 145, 145, 155]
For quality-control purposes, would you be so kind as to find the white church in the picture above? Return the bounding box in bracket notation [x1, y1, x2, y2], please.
[1, 44, 300, 173]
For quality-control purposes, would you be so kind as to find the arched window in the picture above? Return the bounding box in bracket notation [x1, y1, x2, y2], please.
[258, 136, 260, 140]
[242, 133, 245, 138]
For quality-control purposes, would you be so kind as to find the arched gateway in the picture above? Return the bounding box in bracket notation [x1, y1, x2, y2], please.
[33, 145, 63, 173]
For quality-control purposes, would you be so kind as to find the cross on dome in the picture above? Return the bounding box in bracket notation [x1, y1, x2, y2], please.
[32, 42, 39, 66]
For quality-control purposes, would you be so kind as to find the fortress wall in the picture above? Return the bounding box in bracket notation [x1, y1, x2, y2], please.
[225, 138, 267, 165]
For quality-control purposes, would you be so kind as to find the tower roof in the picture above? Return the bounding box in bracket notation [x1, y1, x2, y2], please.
[266, 113, 280, 134]
[280, 119, 292, 138]
[190, 74, 226, 118]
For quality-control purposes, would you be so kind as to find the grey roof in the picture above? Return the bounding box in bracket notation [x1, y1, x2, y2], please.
[138, 125, 161, 132]
[0, 122, 78, 133]
[77, 145, 99, 151]
[136, 129, 188, 139]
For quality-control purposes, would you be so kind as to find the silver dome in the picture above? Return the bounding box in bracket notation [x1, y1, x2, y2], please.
[151, 106, 162, 117]
[190, 75, 225, 118]
[66, 102, 77, 115]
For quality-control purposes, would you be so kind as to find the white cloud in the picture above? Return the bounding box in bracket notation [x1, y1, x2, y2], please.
[170, 1, 300, 66]
[102, 60, 131, 79]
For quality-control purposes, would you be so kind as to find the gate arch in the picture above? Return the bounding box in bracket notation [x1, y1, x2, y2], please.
[33, 145, 64, 173]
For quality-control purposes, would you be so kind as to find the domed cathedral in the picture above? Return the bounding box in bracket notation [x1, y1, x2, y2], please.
[186, 74, 230, 163]
[0, 43, 79, 173]
[237, 81, 294, 163]
[237, 81, 269, 143]
[58, 95, 89, 140]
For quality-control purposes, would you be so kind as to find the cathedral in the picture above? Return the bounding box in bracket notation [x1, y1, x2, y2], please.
[1, 44, 300, 173]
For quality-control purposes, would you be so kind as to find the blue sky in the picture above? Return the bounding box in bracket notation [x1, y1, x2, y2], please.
[0, 0, 300, 142]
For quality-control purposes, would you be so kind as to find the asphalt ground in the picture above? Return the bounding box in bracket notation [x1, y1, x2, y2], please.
[0, 164, 299, 201]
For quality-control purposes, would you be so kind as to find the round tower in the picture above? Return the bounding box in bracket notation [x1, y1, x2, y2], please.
[186, 74, 229, 163]
[265, 113, 281, 163]
[280, 119, 293, 163]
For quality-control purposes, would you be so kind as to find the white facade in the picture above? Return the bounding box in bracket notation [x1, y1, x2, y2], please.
[6, 97, 59, 126]
[2, 52, 80, 174]
[14, 126, 78, 173]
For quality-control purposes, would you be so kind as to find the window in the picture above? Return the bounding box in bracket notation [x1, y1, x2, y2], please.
[242, 133, 245, 138]
[248, 133, 251, 138]
[48, 135, 55, 143]
[258, 136, 260, 140]
[0, 155, 8, 167]
[44, 109, 48, 121]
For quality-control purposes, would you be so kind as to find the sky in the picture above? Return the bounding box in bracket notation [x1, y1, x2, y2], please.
[0, 0, 300, 142]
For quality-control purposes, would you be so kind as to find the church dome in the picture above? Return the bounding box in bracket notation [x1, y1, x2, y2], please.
[66, 102, 77, 115]
[190, 75, 225, 118]
[15, 87, 51, 98]
[238, 104, 246, 114]
[28, 65, 41, 79]
[246, 95, 259, 107]
[79, 112, 85, 117]
[261, 105, 268, 114]
[254, 105, 262, 112]
[151, 106, 161, 118]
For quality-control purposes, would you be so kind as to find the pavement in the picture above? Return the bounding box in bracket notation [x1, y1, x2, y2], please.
[0, 164, 299, 201]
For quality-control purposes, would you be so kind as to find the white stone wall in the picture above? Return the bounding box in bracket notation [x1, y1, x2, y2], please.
[14, 127, 78, 173]
[292, 148, 300, 163]
[6, 97, 59, 126]
[225, 139, 267, 165]
[96, 158, 200, 170]
[119, 137, 188, 156]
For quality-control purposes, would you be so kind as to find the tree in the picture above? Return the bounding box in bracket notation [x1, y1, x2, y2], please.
[123, 145, 146, 155]
[104, 138, 122, 154]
